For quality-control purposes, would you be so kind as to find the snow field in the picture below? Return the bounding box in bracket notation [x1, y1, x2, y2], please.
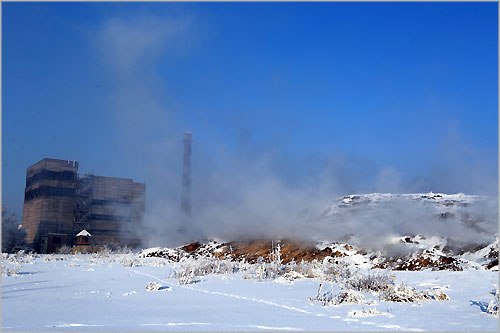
[2, 252, 498, 331]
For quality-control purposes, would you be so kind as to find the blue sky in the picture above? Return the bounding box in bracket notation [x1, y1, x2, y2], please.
[3, 2, 498, 219]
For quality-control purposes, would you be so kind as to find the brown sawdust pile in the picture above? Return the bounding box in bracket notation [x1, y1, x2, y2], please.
[182, 239, 351, 264]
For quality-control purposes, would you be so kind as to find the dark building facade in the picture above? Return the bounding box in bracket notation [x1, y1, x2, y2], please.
[22, 158, 145, 253]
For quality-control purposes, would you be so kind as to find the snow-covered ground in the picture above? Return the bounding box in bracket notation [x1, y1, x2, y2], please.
[2, 252, 498, 331]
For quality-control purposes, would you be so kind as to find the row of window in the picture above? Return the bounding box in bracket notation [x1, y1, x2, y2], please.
[24, 186, 76, 202]
[26, 170, 77, 187]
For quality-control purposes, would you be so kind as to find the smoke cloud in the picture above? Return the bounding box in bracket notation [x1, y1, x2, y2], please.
[91, 13, 498, 251]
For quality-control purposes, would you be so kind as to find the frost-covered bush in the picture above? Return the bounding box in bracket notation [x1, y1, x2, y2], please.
[310, 283, 365, 306]
[114, 252, 142, 267]
[97, 246, 112, 256]
[57, 245, 72, 254]
[175, 266, 201, 285]
[380, 283, 427, 302]
[1, 250, 36, 275]
[241, 244, 290, 281]
[43, 254, 65, 262]
[322, 256, 356, 282]
[173, 257, 237, 284]
[89, 245, 134, 260]
[146, 281, 163, 291]
[296, 260, 323, 279]
[264, 259, 322, 280]
[185, 257, 237, 275]
[242, 256, 285, 281]
[344, 271, 395, 293]
[7, 250, 36, 264]
[334, 289, 366, 304]
[309, 283, 335, 305]
[425, 289, 450, 301]
[1, 261, 21, 276]
[105, 246, 135, 255]
[2, 208, 26, 253]
[487, 287, 498, 316]
[378, 281, 450, 303]
[120, 256, 141, 267]
[280, 270, 306, 281]
[271, 260, 322, 280]
[146, 258, 168, 267]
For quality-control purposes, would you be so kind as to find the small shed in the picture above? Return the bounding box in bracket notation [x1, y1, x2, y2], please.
[75, 230, 92, 246]
[41, 233, 68, 254]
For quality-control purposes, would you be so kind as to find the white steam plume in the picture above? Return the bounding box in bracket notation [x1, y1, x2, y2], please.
[91, 13, 498, 250]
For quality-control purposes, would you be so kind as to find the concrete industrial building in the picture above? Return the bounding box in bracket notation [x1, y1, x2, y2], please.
[22, 158, 145, 253]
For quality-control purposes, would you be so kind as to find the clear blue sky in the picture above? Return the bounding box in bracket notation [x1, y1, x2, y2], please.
[3, 2, 498, 219]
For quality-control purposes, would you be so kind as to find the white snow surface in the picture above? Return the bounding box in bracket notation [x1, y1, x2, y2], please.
[2, 252, 498, 331]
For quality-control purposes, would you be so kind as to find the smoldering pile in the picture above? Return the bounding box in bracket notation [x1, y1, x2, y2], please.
[139, 235, 498, 272]
[140, 192, 497, 271]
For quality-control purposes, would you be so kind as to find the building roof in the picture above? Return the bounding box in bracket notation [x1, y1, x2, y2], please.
[76, 230, 92, 237]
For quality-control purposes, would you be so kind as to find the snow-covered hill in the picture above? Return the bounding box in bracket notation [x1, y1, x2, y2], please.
[139, 192, 497, 272]
[292, 192, 497, 256]
[314, 192, 488, 228]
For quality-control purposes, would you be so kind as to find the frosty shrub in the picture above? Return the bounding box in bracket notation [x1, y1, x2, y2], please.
[322, 256, 358, 283]
[146, 259, 168, 267]
[175, 267, 201, 285]
[280, 270, 306, 281]
[2, 208, 26, 253]
[344, 271, 395, 293]
[184, 257, 237, 276]
[97, 246, 112, 256]
[334, 289, 366, 305]
[146, 281, 161, 291]
[43, 254, 65, 262]
[1, 261, 21, 276]
[379, 282, 450, 303]
[242, 243, 290, 281]
[57, 246, 72, 254]
[2, 250, 38, 275]
[120, 256, 141, 267]
[89, 247, 131, 265]
[310, 283, 365, 306]
[487, 287, 498, 316]
[6, 250, 36, 264]
[270, 242, 283, 267]
[114, 246, 134, 254]
[173, 257, 236, 284]
[380, 283, 427, 302]
[425, 289, 450, 301]
[270, 259, 322, 280]
[309, 283, 335, 305]
[243, 256, 285, 281]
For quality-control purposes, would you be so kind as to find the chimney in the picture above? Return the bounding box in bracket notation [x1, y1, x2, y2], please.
[181, 131, 192, 217]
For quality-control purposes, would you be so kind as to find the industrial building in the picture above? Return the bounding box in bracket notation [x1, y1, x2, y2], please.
[22, 158, 145, 253]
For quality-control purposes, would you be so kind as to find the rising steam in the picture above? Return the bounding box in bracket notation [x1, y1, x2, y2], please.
[91, 13, 498, 250]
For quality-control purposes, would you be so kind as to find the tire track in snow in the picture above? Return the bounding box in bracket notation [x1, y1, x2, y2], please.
[128, 268, 325, 317]
[127, 268, 423, 331]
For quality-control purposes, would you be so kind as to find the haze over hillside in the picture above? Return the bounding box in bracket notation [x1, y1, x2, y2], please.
[139, 191, 497, 252]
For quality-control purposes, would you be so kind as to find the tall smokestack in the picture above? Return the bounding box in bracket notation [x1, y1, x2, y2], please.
[181, 131, 192, 217]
